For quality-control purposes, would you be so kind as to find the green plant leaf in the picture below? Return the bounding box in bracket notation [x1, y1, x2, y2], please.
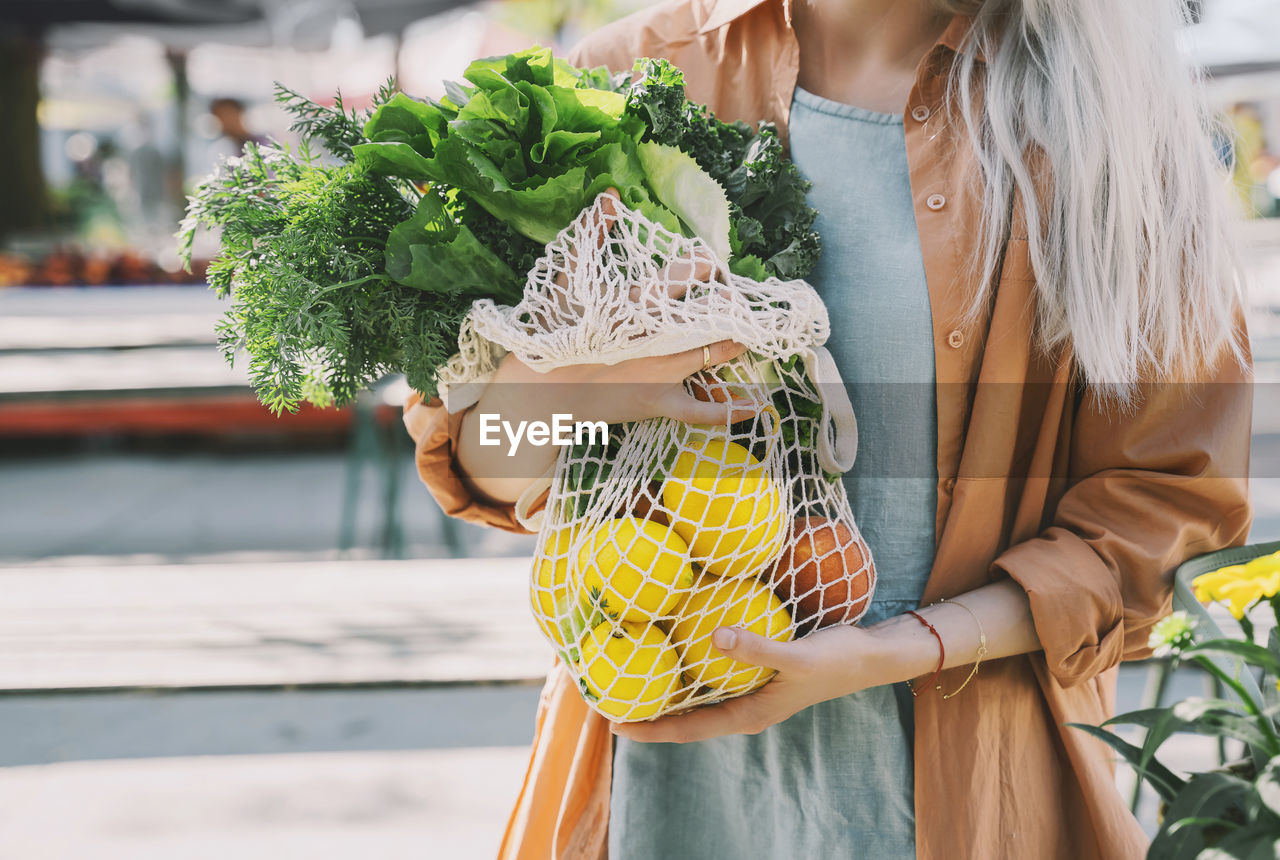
[1067, 723, 1188, 803]
[636, 141, 731, 259]
[384, 193, 523, 303]
[1104, 707, 1182, 729]
[729, 254, 770, 282]
[1106, 707, 1194, 773]
[1106, 699, 1277, 765]
[1194, 822, 1280, 860]
[362, 92, 449, 153]
[1185, 640, 1280, 676]
[1256, 758, 1280, 818]
[1165, 816, 1241, 835]
[1152, 772, 1252, 859]
[352, 140, 435, 181]
[1170, 699, 1280, 756]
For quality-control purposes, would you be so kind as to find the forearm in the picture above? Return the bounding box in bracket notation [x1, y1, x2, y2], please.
[457, 401, 560, 505]
[861, 579, 1042, 688]
[615, 578, 1045, 741]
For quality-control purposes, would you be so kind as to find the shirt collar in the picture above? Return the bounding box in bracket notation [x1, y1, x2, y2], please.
[697, 0, 980, 63]
[696, 0, 784, 36]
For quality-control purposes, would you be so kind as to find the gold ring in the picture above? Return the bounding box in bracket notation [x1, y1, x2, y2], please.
[701, 345, 712, 371]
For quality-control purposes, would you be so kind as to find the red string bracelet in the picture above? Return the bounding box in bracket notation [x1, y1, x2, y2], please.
[906, 610, 945, 697]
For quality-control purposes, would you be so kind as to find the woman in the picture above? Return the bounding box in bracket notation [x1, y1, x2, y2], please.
[405, 0, 1254, 857]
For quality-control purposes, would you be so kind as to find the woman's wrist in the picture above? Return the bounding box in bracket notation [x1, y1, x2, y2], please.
[861, 613, 948, 688]
[850, 582, 1040, 694]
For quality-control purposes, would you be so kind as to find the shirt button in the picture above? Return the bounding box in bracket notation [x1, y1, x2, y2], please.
[926, 193, 946, 211]
[911, 105, 930, 122]
[947, 329, 964, 349]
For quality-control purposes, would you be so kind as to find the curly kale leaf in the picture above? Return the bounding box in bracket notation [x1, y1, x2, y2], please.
[623, 58, 689, 144]
[450, 192, 542, 279]
[724, 128, 821, 280]
[624, 58, 822, 281]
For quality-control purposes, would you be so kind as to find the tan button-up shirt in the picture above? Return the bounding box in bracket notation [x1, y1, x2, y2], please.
[403, 3, 1255, 857]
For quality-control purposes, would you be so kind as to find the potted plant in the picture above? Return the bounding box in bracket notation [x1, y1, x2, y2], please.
[1075, 548, 1280, 857]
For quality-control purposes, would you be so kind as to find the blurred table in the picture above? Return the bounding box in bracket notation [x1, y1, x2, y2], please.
[0, 286, 349, 433]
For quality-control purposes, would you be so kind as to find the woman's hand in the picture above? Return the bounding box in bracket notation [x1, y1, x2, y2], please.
[457, 342, 759, 504]
[614, 579, 1043, 744]
[611, 624, 918, 744]
[454, 187, 760, 504]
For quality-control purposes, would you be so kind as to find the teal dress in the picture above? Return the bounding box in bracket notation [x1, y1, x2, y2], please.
[608, 87, 939, 860]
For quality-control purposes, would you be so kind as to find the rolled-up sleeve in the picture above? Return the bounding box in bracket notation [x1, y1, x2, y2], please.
[992, 347, 1254, 687]
[403, 392, 531, 534]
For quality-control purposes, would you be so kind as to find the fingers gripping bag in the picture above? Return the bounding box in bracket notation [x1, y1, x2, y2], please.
[437, 194, 877, 722]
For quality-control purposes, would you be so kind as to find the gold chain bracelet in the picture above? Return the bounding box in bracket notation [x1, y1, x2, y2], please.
[938, 597, 988, 699]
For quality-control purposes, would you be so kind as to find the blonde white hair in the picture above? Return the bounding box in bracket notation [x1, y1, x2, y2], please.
[938, 0, 1244, 390]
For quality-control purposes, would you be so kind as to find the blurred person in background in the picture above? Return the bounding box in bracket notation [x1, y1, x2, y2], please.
[1227, 103, 1280, 217]
[406, 0, 1254, 858]
[209, 96, 266, 158]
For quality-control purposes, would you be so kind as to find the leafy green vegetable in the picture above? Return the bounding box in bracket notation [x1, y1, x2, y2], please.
[356, 49, 819, 280]
[623, 58, 822, 280]
[636, 141, 731, 259]
[179, 83, 511, 411]
[384, 192, 525, 302]
[356, 48, 693, 246]
[729, 254, 771, 281]
[183, 49, 825, 413]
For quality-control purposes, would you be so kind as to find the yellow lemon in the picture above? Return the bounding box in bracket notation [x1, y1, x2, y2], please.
[671, 573, 793, 695]
[530, 528, 580, 647]
[577, 621, 684, 721]
[662, 436, 787, 578]
[579, 517, 695, 622]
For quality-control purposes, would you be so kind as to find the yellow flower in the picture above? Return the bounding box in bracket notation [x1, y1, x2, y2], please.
[1263, 570, 1280, 600]
[1193, 565, 1245, 603]
[1218, 578, 1265, 619]
[1192, 551, 1280, 618]
[1243, 550, 1280, 585]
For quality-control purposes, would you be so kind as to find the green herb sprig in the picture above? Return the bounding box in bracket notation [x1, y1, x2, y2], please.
[180, 83, 499, 411]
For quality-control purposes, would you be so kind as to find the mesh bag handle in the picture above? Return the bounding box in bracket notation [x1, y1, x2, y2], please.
[802, 346, 859, 474]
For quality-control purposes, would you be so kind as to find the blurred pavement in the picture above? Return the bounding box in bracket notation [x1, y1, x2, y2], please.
[0, 557, 550, 859]
[0, 747, 530, 860]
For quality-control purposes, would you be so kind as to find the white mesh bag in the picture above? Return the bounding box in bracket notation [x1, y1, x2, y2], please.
[437, 194, 876, 722]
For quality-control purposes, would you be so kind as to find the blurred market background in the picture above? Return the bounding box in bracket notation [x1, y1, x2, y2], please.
[1, 0, 1280, 856]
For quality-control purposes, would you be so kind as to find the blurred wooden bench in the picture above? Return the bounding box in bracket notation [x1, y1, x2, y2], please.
[0, 558, 548, 770]
[0, 557, 547, 693]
